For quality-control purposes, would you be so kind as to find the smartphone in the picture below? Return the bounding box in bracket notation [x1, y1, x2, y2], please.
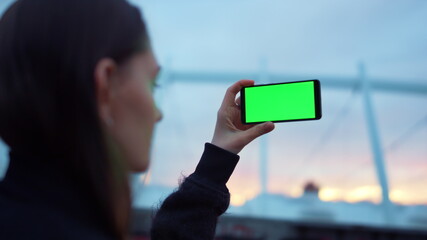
[240, 79, 322, 124]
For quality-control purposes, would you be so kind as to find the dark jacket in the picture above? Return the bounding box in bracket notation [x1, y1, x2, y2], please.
[0, 143, 239, 239]
[150, 143, 240, 239]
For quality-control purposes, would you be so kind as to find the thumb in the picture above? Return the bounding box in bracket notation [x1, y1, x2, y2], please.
[240, 122, 275, 145]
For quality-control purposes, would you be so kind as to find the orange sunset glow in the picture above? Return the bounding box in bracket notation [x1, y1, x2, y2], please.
[226, 182, 427, 207]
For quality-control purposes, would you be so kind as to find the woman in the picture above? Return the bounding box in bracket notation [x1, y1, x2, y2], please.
[0, 0, 275, 239]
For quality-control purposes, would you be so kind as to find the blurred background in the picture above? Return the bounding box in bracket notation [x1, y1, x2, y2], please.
[1, 0, 426, 239]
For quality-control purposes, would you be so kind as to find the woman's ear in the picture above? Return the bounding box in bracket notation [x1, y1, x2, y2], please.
[94, 58, 118, 127]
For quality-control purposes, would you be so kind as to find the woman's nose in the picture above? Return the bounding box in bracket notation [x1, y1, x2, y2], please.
[156, 107, 163, 122]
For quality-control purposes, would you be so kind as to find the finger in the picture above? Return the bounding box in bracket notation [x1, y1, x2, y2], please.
[239, 121, 275, 145]
[221, 80, 254, 108]
[235, 96, 241, 106]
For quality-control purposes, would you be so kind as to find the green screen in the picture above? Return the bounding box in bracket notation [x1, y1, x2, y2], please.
[244, 81, 316, 123]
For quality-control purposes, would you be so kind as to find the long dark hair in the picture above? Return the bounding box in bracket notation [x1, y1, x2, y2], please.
[0, 0, 149, 238]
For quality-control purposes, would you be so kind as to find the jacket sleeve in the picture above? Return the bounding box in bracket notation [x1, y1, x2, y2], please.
[150, 143, 240, 240]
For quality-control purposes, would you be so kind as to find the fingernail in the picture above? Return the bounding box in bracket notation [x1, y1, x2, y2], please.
[265, 122, 274, 130]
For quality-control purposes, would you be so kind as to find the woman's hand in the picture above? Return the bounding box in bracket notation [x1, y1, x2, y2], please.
[211, 79, 275, 154]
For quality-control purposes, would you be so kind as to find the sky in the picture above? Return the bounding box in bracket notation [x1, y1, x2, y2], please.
[127, 0, 427, 206]
[0, 0, 426, 209]
[130, 0, 427, 82]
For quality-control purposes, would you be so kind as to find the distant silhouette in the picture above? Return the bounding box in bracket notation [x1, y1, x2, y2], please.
[303, 181, 320, 196]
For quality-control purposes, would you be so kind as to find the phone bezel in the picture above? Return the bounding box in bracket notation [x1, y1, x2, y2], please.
[240, 79, 322, 124]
